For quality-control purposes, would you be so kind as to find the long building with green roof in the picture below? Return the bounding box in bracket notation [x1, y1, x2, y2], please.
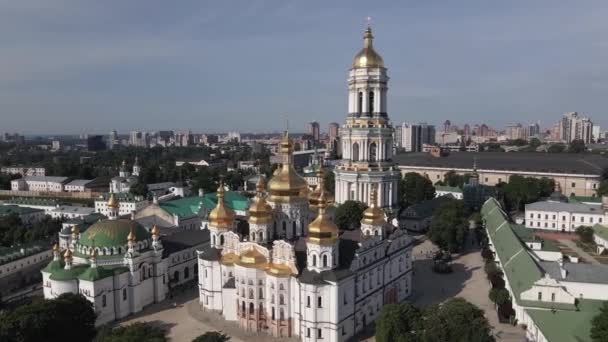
[482, 198, 607, 342]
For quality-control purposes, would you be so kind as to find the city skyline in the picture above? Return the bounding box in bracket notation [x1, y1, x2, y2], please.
[2, 1, 608, 134]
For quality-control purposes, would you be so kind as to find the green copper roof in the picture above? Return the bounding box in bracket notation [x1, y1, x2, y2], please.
[48, 264, 89, 281]
[78, 266, 120, 282]
[43, 259, 64, 273]
[592, 224, 608, 242]
[0, 205, 44, 216]
[435, 185, 463, 193]
[526, 299, 603, 342]
[569, 195, 602, 204]
[78, 219, 149, 248]
[159, 192, 249, 217]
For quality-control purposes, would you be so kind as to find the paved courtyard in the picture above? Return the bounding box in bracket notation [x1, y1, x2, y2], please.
[411, 235, 526, 342]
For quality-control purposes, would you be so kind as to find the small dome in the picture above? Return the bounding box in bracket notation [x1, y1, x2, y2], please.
[361, 187, 384, 225]
[237, 249, 268, 269]
[78, 219, 149, 248]
[307, 192, 339, 245]
[209, 182, 236, 228]
[267, 133, 308, 202]
[352, 27, 384, 68]
[151, 224, 160, 236]
[248, 177, 273, 224]
[107, 193, 119, 209]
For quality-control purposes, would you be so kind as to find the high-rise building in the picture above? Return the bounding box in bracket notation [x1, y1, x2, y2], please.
[560, 112, 594, 144]
[444, 120, 451, 133]
[592, 125, 601, 141]
[108, 129, 118, 149]
[463, 124, 471, 136]
[480, 124, 489, 137]
[87, 135, 106, 151]
[129, 131, 147, 147]
[334, 26, 401, 208]
[399, 123, 436, 152]
[308, 121, 320, 142]
[328, 122, 340, 155]
[506, 123, 525, 140]
[527, 122, 540, 138]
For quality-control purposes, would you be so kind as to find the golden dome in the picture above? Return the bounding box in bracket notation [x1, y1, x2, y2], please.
[209, 182, 236, 229]
[107, 193, 119, 209]
[352, 27, 384, 68]
[361, 186, 384, 225]
[220, 252, 239, 266]
[248, 177, 273, 224]
[307, 191, 339, 245]
[267, 132, 308, 202]
[64, 248, 72, 260]
[53, 243, 59, 252]
[71, 225, 79, 236]
[266, 262, 295, 277]
[237, 249, 268, 269]
[151, 224, 160, 237]
[308, 168, 334, 208]
[127, 226, 136, 242]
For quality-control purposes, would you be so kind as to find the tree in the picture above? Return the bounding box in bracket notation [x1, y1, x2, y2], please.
[427, 199, 467, 252]
[421, 298, 494, 342]
[323, 170, 335, 194]
[376, 302, 421, 342]
[334, 200, 368, 230]
[568, 139, 586, 153]
[489, 288, 511, 306]
[529, 138, 541, 148]
[591, 302, 608, 342]
[192, 331, 231, 342]
[440, 170, 471, 189]
[598, 180, 608, 197]
[0, 293, 96, 342]
[576, 226, 595, 244]
[95, 322, 167, 342]
[547, 144, 566, 153]
[129, 182, 149, 197]
[499, 175, 554, 212]
[399, 172, 436, 208]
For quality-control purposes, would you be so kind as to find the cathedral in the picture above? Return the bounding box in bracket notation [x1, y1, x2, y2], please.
[197, 26, 413, 341]
[334, 25, 401, 209]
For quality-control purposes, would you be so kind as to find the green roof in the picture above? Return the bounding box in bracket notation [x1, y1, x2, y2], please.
[98, 192, 143, 203]
[78, 266, 125, 282]
[511, 224, 561, 252]
[159, 192, 249, 218]
[482, 198, 544, 305]
[48, 264, 89, 281]
[43, 259, 64, 273]
[5, 197, 59, 206]
[569, 195, 602, 204]
[0, 205, 44, 216]
[435, 185, 463, 193]
[78, 219, 149, 248]
[526, 299, 603, 342]
[592, 224, 608, 241]
[0, 241, 51, 265]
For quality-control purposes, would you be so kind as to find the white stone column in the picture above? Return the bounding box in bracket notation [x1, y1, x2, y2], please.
[378, 182, 384, 207]
[388, 182, 393, 206]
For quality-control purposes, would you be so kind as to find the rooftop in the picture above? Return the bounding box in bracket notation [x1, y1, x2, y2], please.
[0, 205, 44, 216]
[395, 152, 608, 176]
[20, 176, 69, 183]
[525, 201, 603, 215]
[65, 179, 93, 187]
[0, 241, 51, 265]
[540, 260, 608, 284]
[159, 192, 249, 218]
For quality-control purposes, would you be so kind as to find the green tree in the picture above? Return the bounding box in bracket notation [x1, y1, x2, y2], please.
[399, 172, 436, 208]
[547, 144, 566, 153]
[489, 288, 511, 306]
[568, 139, 586, 153]
[421, 298, 494, 342]
[334, 200, 368, 230]
[427, 199, 467, 252]
[376, 302, 421, 342]
[129, 182, 149, 197]
[591, 302, 608, 342]
[598, 180, 608, 197]
[500, 175, 554, 212]
[95, 322, 167, 342]
[323, 170, 335, 193]
[576, 226, 595, 244]
[0, 293, 96, 342]
[192, 331, 231, 342]
[529, 138, 541, 148]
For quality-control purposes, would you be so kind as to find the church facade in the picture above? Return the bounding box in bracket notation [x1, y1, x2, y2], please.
[334, 26, 401, 209]
[197, 29, 414, 339]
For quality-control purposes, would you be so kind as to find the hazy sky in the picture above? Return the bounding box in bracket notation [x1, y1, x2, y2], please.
[1, 1, 607, 134]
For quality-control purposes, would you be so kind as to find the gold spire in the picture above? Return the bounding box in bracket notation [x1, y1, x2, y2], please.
[107, 193, 119, 209]
[53, 243, 59, 252]
[267, 131, 308, 202]
[248, 177, 273, 224]
[151, 224, 160, 237]
[127, 226, 136, 242]
[71, 225, 79, 238]
[361, 186, 384, 225]
[209, 181, 236, 229]
[307, 191, 339, 245]
[352, 26, 384, 68]
[63, 248, 72, 261]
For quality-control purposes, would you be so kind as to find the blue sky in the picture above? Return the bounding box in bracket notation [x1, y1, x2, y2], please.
[1, 1, 607, 134]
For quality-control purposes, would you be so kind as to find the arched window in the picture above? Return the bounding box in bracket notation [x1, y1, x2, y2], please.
[174, 270, 179, 282]
[352, 143, 359, 162]
[122, 288, 127, 301]
[280, 308, 285, 320]
[282, 222, 286, 233]
[368, 91, 374, 114]
[323, 254, 328, 268]
[184, 267, 189, 279]
[102, 294, 107, 307]
[280, 294, 285, 305]
[358, 92, 363, 115]
[249, 289, 254, 299]
[369, 142, 377, 162]
[258, 231, 263, 241]
[279, 283, 285, 290]
[312, 254, 317, 267]
[385, 142, 391, 160]
[220, 234, 225, 246]
[249, 303, 254, 314]
[241, 301, 246, 316]
[292, 221, 296, 237]
[259, 288, 264, 299]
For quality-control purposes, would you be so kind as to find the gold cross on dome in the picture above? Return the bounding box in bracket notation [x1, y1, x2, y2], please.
[366, 16, 372, 28]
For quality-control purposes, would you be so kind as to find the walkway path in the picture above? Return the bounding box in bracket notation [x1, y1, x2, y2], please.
[559, 239, 600, 265]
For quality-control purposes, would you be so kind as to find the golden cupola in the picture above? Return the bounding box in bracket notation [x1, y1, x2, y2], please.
[208, 182, 235, 229]
[361, 186, 385, 226]
[107, 193, 119, 209]
[248, 177, 273, 224]
[267, 132, 308, 202]
[352, 26, 384, 69]
[237, 248, 268, 269]
[308, 168, 334, 209]
[307, 191, 339, 245]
